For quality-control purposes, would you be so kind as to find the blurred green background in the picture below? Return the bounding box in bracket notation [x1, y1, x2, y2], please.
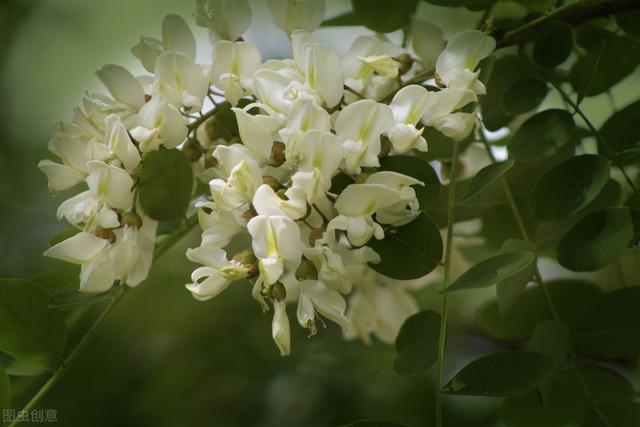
[1, 1, 638, 426]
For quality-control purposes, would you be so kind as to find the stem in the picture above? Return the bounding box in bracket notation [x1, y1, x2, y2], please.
[435, 138, 460, 427]
[9, 215, 198, 425]
[479, 132, 611, 426]
[545, 74, 639, 196]
[187, 103, 223, 132]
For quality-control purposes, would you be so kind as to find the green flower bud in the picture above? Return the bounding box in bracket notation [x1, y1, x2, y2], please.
[270, 281, 287, 301]
[183, 139, 203, 162]
[262, 175, 280, 191]
[205, 115, 232, 141]
[232, 249, 256, 265]
[204, 150, 218, 169]
[394, 53, 413, 76]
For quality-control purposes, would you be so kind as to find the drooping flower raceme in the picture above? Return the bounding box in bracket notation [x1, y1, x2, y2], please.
[39, 3, 495, 356]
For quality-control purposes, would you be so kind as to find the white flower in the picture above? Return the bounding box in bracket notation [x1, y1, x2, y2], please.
[365, 171, 423, 226]
[388, 85, 431, 153]
[232, 106, 282, 162]
[435, 30, 495, 94]
[303, 246, 347, 292]
[297, 279, 348, 335]
[211, 41, 261, 106]
[252, 184, 308, 220]
[196, 201, 243, 247]
[328, 183, 400, 247]
[95, 64, 145, 109]
[279, 98, 331, 153]
[131, 37, 163, 73]
[161, 14, 197, 59]
[85, 160, 134, 211]
[111, 222, 156, 287]
[411, 18, 444, 71]
[130, 96, 187, 151]
[421, 88, 477, 140]
[38, 160, 86, 192]
[272, 300, 291, 356]
[210, 144, 263, 211]
[357, 55, 399, 79]
[196, 0, 252, 42]
[289, 130, 343, 202]
[186, 246, 245, 300]
[155, 52, 209, 111]
[334, 99, 394, 173]
[247, 215, 303, 285]
[267, 0, 326, 34]
[104, 114, 141, 173]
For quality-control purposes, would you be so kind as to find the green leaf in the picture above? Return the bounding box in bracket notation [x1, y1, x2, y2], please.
[500, 367, 635, 427]
[367, 213, 443, 280]
[379, 155, 441, 208]
[139, 148, 193, 221]
[496, 241, 535, 315]
[528, 320, 572, 403]
[343, 421, 407, 427]
[48, 287, 120, 309]
[557, 207, 640, 272]
[394, 311, 440, 375]
[507, 109, 575, 161]
[477, 279, 603, 341]
[481, 55, 537, 131]
[423, 0, 464, 6]
[322, 12, 358, 26]
[0, 351, 49, 377]
[330, 172, 355, 194]
[416, 127, 473, 161]
[444, 350, 555, 397]
[0, 279, 67, 370]
[572, 287, 640, 359]
[49, 227, 81, 246]
[501, 78, 548, 116]
[351, 0, 418, 33]
[0, 364, 10, 412]
[529, 154, 610, 220]
[443, 252, 535, 293]
[458, 160, 514, 204]
[533, 21, 574, 68]
[464, 0, 496, 12]
[600, 99, 640, 164]
[616, 9, 640, 37]
[570, 25, 640, 98]
[584, 402, 640, 427]
[513, 0, 553, 12]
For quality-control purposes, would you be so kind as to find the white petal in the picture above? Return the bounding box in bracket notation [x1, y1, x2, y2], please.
[95, 64, 144, 108]
[38, 160, 85, 192]
[162, 14, 197, 59]
[272, 300, 291, 356]
[44, 232, 108, 264]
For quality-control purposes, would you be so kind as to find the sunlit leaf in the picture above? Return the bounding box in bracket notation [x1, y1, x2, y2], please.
[458, 160, 514, 204]
[49, 287, 120, 309]
[443, 252, 535, 293]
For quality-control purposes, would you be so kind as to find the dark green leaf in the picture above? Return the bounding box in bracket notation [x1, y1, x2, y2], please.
[584, 402, 640, 427]
[343, 421, 407, 427]
[443, 252, 535, 293]
[557, 207, 640, 272]
[616, 9, 640, 37]
[351, 0, 418, 33]
[0, 279, 67, 370]
[600, 99, 640, 164]
[322, 12, 358, 26]
[330, 173, 355, 194]
[139, 148, 193, 221]
[572, 287, 640, 359]
[422, 0, 464, 7]
[529, 154, 610, 220]
[528, 320, 572, 403]
[513, 0, 553, 12]
[533, 21, 574, 68]
[0, 351, 48, 376]
[570, 25, 640, 98]
[48, 287, 120, 309]
[501, 78, 548, 115]
[0, 364, 9, 412]
[49, 227, 81, 246]
[416, 127, 473, 161]
[458, 160, 514, 204]
[394, 311, 440, 375]
[464, 0, 496, 12]
[496, 241, 535, 315]
[379, 155, 441, 208]
[368, 213, 443, 280]
[500, 367, 635, 427]
[507, 109, 575, 161]
[481, 55, 537, 131]
[477, 279, 603, 341]
[444, 350, 555, 397]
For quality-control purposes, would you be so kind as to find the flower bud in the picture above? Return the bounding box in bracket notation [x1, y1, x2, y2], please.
[205, 115, 233, 141]
[394, 53, 413, 76]
[121, 211, 143, 229]
[295, 258, 318, 281]
[242, 204, 258, 220]
[233, 249, 256, 265]
[269, 141, 286, 167]
[92, 226, 116, 243]
[270, 281, 287, 302]
[204, 150, 218, 169]
[183, 139, 203, 162]
[262, 175, 280, 192]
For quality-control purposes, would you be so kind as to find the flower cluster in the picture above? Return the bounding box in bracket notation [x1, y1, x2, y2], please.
[39, 0, 494, 356]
